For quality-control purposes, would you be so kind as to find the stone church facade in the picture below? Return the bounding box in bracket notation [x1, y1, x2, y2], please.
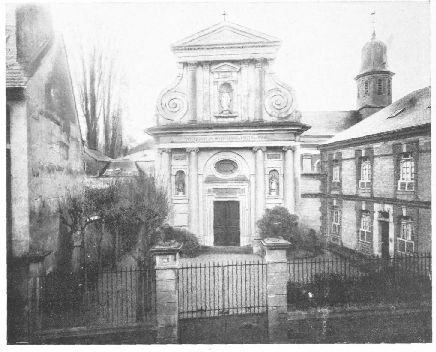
[148, 22, 309, 246]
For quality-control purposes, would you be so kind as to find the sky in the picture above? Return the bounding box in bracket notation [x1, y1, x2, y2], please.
[49, 1, 431, 147]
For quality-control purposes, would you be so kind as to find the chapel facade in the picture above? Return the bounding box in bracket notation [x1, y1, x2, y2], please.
[148, 22, 309, 246]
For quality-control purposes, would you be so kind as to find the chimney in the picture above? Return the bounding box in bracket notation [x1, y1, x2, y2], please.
[15, 5, 53, 66]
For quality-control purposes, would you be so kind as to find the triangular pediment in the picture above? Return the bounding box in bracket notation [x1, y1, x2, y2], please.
[172, 21, 280, 49]
[211, 62, 240, 72]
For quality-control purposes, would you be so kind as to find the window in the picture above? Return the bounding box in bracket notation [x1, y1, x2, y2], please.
[377, 79, 383, 95]
[364, 80, 369, 96]
[332, 162, 340, 182]
[387, 80, 391, 95]
[398, 153, 415, 191]
[359, 158, 371, 189]
[359, 212, 372, 242]
[398, 219, 414, 253]
[331, 208, 341, 236]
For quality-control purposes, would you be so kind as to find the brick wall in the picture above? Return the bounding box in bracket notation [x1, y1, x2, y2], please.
[319, 134, 431, 256]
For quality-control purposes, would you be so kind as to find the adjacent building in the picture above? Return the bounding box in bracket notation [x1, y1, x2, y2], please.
[6, 5, 85, 341]
[318, 86, 431, 256]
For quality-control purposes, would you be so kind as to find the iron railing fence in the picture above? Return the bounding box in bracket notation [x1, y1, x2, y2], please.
[27, 266, 156, 332]
[287, 252, 432, 284]
[286, 253, 432, 308]
[178, 261, 267, 319]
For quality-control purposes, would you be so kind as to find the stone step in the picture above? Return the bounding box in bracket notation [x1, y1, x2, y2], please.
[200, 245, 253, 254]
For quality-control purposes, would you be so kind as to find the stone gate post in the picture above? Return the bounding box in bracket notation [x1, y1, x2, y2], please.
[261, 238, 291, 343]
[150, 242, 182, 344]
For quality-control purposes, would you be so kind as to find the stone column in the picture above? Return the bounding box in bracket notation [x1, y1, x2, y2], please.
[254, 147, 266, 222]
[283, 146, 295, 214]
[9, 100, 30, 256]
[187, 148, 199, 235]
[261, 238, 291, 343]
[187, 63, 197, 122]
[151, 243, 182, 344]
[254, 59, 264, 121]
[293, 144, 301, 211]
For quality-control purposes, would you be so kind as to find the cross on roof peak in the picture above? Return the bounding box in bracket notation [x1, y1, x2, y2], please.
[222, 11, 227, 21]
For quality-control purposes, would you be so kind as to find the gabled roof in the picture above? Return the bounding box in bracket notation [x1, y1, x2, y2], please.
[301, 110, 359, 137]
[321, 86, 431, 146]
[172, 21, 280, 49]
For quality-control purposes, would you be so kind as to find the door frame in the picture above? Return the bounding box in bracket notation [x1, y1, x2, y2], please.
[213, 200, 241, 246]
[203, 183, 249, 247]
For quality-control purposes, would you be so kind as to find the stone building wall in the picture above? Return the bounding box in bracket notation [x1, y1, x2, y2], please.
[26, 37, 85, 269]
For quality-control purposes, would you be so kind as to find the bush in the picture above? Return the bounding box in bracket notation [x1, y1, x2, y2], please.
[256, 206, 299, 242]
[161, 226, 201, 258]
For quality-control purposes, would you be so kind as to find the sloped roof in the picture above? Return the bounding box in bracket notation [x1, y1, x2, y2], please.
[6, 62, 28, 87]
[322, 86, 431, 146]
[100, 159, 141, 178]
[301, 110, 359, 137]
[84, 147, 112, 162]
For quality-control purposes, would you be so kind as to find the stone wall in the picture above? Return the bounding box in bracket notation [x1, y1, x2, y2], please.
[25, 36, 85, 270]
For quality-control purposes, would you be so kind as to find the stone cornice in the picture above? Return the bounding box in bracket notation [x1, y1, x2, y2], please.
[318, 124, 431, 151]
[147, 120, 310, 135]
[302, 192, 431, 209]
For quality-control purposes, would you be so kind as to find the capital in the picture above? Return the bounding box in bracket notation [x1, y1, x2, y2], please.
[283, 146, 295, 152]
[159, 148, 172, 154]
[186, 147, 199, 153]
[253, 146, 267, 153]
[255, 59, 265, 69]
[187, 63, 197, 71]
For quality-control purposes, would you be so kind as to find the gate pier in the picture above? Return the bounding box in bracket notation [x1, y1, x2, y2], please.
[151, 243, 182, 344]
[261, 238, 291, 343]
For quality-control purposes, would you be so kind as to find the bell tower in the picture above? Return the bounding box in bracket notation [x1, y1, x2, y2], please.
[355, 30, 395, 119]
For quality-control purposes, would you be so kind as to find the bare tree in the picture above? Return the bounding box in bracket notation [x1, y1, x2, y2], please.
[76, 30, 124, 154]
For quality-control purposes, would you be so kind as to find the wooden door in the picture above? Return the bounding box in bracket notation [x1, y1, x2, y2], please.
[213, 201, 240, 246]
[380, 221, 390, 258]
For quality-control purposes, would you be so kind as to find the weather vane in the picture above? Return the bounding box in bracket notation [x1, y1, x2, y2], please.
[222, 11, 227, 22]
[371, 11, 376, 34]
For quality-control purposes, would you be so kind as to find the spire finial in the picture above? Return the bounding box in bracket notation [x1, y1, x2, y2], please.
[371, 11, 376, 39]
[222, 11, 227, 22]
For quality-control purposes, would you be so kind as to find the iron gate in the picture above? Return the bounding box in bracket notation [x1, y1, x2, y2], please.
[178, 260, 267, 318]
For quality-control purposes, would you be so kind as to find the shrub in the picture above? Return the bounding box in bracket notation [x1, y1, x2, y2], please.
[161, 226, 201, 258]
[256, 206, 299, 242]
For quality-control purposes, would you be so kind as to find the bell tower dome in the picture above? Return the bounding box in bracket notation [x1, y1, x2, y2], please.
[355, 30, 394, 119]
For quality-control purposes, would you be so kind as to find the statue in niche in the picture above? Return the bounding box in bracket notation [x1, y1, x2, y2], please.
[219, 82, 233, 114]
[175, 170, 185, 195]
[269, 170, 279, 196]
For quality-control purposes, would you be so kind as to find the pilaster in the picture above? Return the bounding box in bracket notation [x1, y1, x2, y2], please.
[283, 146, 295, 214]
[254, 146, 266, 222]
[187, 148, 199, 235]
[293, 144, 301, 213]
[187, 63, 197, 122]
[254, 59, 265, 121]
